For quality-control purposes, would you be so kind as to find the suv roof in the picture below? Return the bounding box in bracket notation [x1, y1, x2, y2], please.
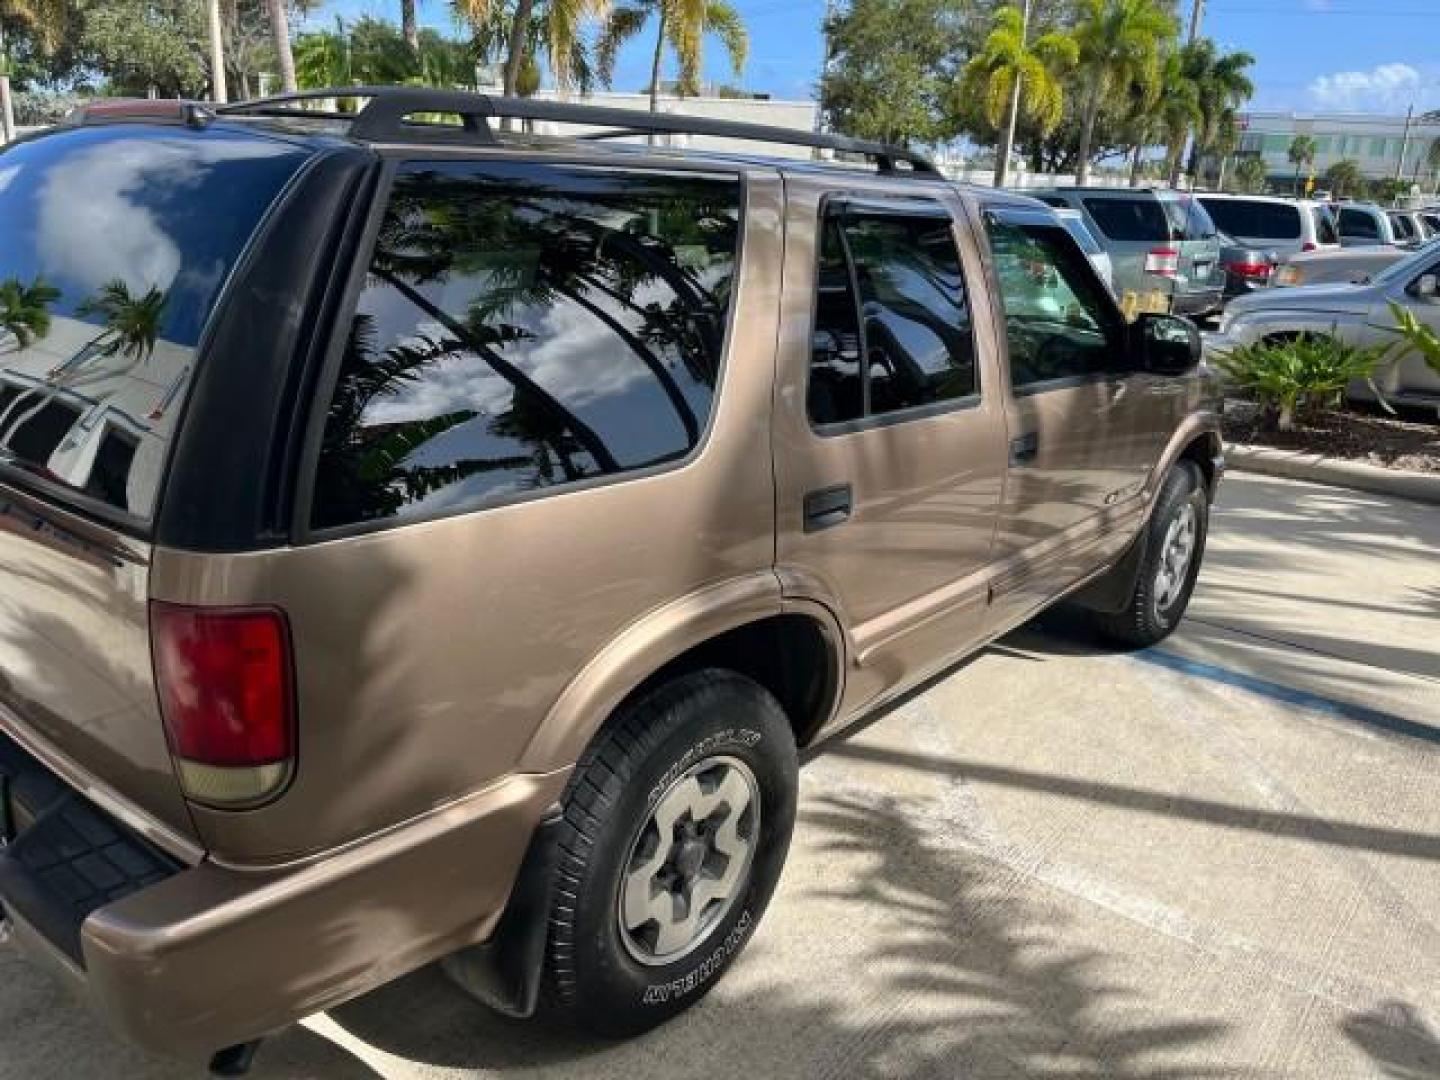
[107, 86, 944, 180]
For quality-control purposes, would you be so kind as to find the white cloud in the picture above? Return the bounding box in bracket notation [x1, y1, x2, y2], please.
[1307, 63, 1424, 113]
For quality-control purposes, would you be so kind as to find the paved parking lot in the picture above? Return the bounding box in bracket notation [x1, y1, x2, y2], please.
[4, 472, 1438, 1079]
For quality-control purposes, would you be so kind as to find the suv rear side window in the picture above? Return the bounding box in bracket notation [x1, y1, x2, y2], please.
[1315, 207, 1340, 245]
[1200, 198, 1301, 240]
[808, 203, 976, 427]
[1081, 197, 1170, 242]
[309, 162, 740, 530]
[0, 125, 309, 520]
[1339, 207, 1379, 240]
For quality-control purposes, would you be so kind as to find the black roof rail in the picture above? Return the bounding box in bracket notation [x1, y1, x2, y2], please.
[218, 85, 940, 176]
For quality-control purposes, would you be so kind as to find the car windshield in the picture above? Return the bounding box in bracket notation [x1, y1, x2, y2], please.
[1370, 236, 1440, 287]
[0, 124, 309, 521]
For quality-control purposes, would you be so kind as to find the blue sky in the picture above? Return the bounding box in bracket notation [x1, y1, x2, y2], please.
[309, 0, 1440, 117]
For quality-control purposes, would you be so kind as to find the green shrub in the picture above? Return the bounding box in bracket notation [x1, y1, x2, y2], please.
[13, 91, 86, 127]
[1386, 301, 1440, 378]
[1212, 334, 1388, 431]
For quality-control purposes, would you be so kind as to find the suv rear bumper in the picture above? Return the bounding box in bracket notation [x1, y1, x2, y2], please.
[2, 731, 568, 1060]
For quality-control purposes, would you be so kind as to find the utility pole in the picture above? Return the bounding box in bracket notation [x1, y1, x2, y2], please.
[207, 0, 228, 104]
[1187, 0, 1205, 43]
[0, 24, 14, 145]
[1394, 102, 1414, 190]
[995, 0, 1033, 189]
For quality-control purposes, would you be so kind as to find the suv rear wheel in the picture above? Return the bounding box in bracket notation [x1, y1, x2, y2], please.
[1092, 461, 1209, 647]
[544, 669, 797, 1036]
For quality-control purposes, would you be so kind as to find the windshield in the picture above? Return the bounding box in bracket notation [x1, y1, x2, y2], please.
[1370, 236, 1440, 287]
[0, 124, 309, 521]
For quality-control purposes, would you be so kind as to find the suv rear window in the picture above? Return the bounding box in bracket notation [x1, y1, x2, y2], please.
[309, 162, 741, 531]
[1338, 207, 1379, 239]
[0, 125, 309, 521]
[1314, 206, 1339, 245]
[1081, 197, 1171, 242]
[1199, 198, 1301, 240]
[1162, 196, 1217, 241]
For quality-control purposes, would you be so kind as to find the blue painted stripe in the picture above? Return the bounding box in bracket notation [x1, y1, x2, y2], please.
[1134, 649, 1440, 748]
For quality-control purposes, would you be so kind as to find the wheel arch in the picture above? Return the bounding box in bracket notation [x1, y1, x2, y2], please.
[519, 576, 845, 773]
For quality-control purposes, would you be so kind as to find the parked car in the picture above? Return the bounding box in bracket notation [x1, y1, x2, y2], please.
[1209, 239, 1440, 411]
[1195, 194, 1339, 258]
[1334, 202, 1403, 248]
[1032, 187, 1225, 316]
[1271, 244, 1412, 288]
[0, 90, 1223, 1071]
[1215, 230, 1280, 299]
[1054, 206, 1114, 288]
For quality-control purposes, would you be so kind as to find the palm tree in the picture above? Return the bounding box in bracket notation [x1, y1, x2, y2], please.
[1186, 42, 1254, 185]
[1127, 48, 1192, 187]
[78, 281, 167, 365]
[961, 3, 1077, 187]
[455, 0, 607, 97]
[1071, 0, 1174, 186]
[266, 0, 298, 92]
[0, 276, 59, 351]
[1232, 154, 1266, 195]
[1324, 158, 1364, 201]
[597, 0, 748, 115]
[1288, 134, 1317, 197]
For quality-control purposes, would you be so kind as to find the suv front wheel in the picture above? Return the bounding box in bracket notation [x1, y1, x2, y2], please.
[1093, 461, 1209, 647]
[544, 669, 798, 1036]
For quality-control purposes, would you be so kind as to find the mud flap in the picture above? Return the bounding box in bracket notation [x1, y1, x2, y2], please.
[1067, 526, 1151, 616]
[441, 808, 563, 1019]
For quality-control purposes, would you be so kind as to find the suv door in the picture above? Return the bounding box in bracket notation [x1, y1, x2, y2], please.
[774, 182, 1007, 713]
[981, 207, 1179, 629]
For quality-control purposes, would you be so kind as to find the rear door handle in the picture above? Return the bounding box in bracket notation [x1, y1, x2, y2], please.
[804, 483, 852, 533]
[1009, 432, 1039, 466]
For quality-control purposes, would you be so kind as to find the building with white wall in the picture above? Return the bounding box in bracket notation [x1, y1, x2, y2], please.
[1237, 110, 1440, 186]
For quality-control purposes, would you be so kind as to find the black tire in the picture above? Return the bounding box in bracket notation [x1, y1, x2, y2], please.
[1092, 461, 1209, 648]
[543, 669, 797, 1038]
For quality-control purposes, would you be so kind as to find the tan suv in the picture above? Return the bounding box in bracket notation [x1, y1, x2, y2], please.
[0, 88, 1222, 1072]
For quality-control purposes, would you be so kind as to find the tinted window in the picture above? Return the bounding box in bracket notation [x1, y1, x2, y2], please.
[1199, 198, 1302, 240]
[310, 163, 740, 530]
[986, 216, 1127, 387]
[0, 125, 310, 519]
[808, 205, 976, 426]
[1390, 213, 1415, 240]
[1314, 207, 1340, 245]
[1163, 197, 1216, 241]
[1082, 197, 1171, 242]
[1339, 207, 1380, 239]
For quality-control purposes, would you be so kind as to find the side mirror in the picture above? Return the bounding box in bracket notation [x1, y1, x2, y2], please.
[1131, 313, 1200, 375]
[1410, 273, 1440, 300]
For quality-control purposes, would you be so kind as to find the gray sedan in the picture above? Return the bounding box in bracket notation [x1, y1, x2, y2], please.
[1206, 240, 1440, 413]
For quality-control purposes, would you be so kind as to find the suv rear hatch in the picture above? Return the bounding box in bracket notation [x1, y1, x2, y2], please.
[0, 120, 313, 846]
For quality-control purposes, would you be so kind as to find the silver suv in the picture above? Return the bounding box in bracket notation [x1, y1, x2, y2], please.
[1035, 188, 1224, 317]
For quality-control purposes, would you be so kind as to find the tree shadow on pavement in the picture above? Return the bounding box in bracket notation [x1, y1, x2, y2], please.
[327, 791, 1235, 1080]
[1341, 1002, 1440, 1080]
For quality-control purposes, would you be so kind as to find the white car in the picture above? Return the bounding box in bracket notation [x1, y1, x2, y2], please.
[1206, 240, 1440, 412]
[1271, 245, 1411, 288]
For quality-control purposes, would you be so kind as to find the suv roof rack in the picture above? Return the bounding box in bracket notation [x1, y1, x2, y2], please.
[217, 85, 940, 176]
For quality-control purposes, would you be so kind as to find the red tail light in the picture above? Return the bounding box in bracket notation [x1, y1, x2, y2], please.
[151, 603, 295, 806]
[1302, 241, 1317, 252]
[1145, 248, 1180, 277]
[1224, 260, 1273, 281]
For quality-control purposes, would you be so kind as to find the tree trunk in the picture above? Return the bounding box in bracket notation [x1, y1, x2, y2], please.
[1293, 162, 1300, 196]
[206, 0, 227, 103]
[503, 0, 536, 97]
[401, 0, 419, 54]
[648, 7, 669, 114]
[1165, 134, 1185, 188]
[1076, 88, 1099, 185]
[267, 0, 297, 93]
[1129, 142, 1144, 187]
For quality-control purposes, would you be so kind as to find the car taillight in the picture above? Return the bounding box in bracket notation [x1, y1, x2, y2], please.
[1145, 248, 1180, 277]
[1225, 260, 1273, 281]
[150, 602, 295, 807]
[1302, 241, 1317, 252]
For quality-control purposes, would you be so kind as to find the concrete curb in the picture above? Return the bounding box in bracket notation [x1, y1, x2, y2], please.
[1227, 443, 1440, 505]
